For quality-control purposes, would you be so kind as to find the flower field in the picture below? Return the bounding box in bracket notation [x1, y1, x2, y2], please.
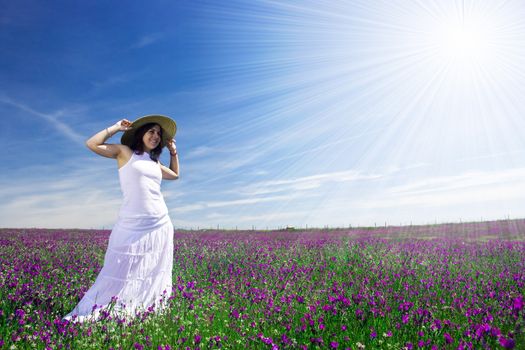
[0, 220, 524, 349]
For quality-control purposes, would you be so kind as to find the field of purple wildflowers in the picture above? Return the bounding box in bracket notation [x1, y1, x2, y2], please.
[0, 220, 524, 349]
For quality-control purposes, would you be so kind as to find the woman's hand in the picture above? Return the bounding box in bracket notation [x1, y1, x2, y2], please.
[167, 139, 177, 156]
[163, 138, 179, 180]
[115, 119, 132, 132]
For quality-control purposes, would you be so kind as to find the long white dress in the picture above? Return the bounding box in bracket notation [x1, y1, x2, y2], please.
[64, 151, 174, 322]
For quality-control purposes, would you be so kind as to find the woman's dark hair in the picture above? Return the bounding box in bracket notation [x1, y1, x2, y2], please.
[130, 123, 163, 162]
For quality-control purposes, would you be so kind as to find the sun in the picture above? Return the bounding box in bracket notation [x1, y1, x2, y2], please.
[429, 12, 497, 67]
[439, 22, 486, 60]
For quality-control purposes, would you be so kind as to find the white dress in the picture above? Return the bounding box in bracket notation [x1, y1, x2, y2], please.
[64, 151, 174, 322]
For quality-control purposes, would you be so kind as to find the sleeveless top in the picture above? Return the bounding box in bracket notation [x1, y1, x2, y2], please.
[117, 151, 169, 219]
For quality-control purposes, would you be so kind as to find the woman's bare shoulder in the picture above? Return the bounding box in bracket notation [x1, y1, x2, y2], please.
[116, 144, 133, 156]
[116, 145, 134, 168]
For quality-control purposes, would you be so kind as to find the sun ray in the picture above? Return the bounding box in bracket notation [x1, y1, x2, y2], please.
[177, 0, 525, 227]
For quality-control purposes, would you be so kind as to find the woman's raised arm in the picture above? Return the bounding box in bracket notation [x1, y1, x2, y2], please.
[86, 119, 132, 159]
[161, 139, 179, 180]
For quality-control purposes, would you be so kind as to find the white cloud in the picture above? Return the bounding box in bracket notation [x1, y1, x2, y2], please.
[91, 74, 131, 89]
[173, 203, 206, 213]
[0, 158, 123, 228]
[185, 146, 215, 159]
[356, 167, 525, 209]
[131, 33, 164, 49]
[389, 167, 525, 196]
[171, 169, 384, 219]
[173, 166, 525, 229]
[238, 170, 382, 196]
[0, 96, 85, 145]
[175, 193, 300, 213]
[0, 184, 122, 229]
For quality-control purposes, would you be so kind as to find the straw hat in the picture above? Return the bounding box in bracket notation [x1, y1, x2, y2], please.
[121, 114, 177, 148]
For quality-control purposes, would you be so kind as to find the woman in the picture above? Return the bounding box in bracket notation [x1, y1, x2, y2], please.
[64, 114, 179, 322]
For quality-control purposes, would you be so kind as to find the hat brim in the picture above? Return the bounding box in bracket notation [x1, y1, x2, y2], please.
[120, 115, 177, 148]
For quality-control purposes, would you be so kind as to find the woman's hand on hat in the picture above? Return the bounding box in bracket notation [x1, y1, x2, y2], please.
[167, 139, 177, 156]
[115, 119, 132, 131]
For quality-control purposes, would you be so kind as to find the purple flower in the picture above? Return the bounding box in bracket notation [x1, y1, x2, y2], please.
[398, 301, 414, 312]
[330, 341, 339, 348]
[475, 323, 491, 338]
[513, 296, 524, 311]
[261, 337, 273, 345]
[194, 335, 201, 344]
[15, 309, 25, 319]
[281, 334, 291, 345]
[499, 337, 515, 349]
[490, 327, 501, 337]
[444, 333, 453, 344]
[432, 319, 442, 330]
[310, 337, 323, 345]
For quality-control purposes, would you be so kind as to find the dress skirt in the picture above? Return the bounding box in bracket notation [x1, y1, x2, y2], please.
[64, 214, 173, 322]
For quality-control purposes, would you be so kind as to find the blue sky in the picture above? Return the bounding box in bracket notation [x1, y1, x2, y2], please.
[2, 0, 525, 229]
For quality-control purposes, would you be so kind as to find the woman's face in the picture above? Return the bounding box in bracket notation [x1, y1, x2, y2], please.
[142, 124, 162, 152]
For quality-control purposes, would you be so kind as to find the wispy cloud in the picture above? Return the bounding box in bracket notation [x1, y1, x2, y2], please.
[131, 33, 164, 49]
[0, 157, 123, 228]
[91, 74, 131, 89]
[171, 166, 525, 229]
[237, 170, 383, 196]
[185, 146, 216, 159]
[0, 181, 122, 228]
[357, 167, 525, 209]
[175, 193, 299, 213]
[389, 168, 525, 196]
[0, 96, 85, 145]
[171, 169, 381, 220]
